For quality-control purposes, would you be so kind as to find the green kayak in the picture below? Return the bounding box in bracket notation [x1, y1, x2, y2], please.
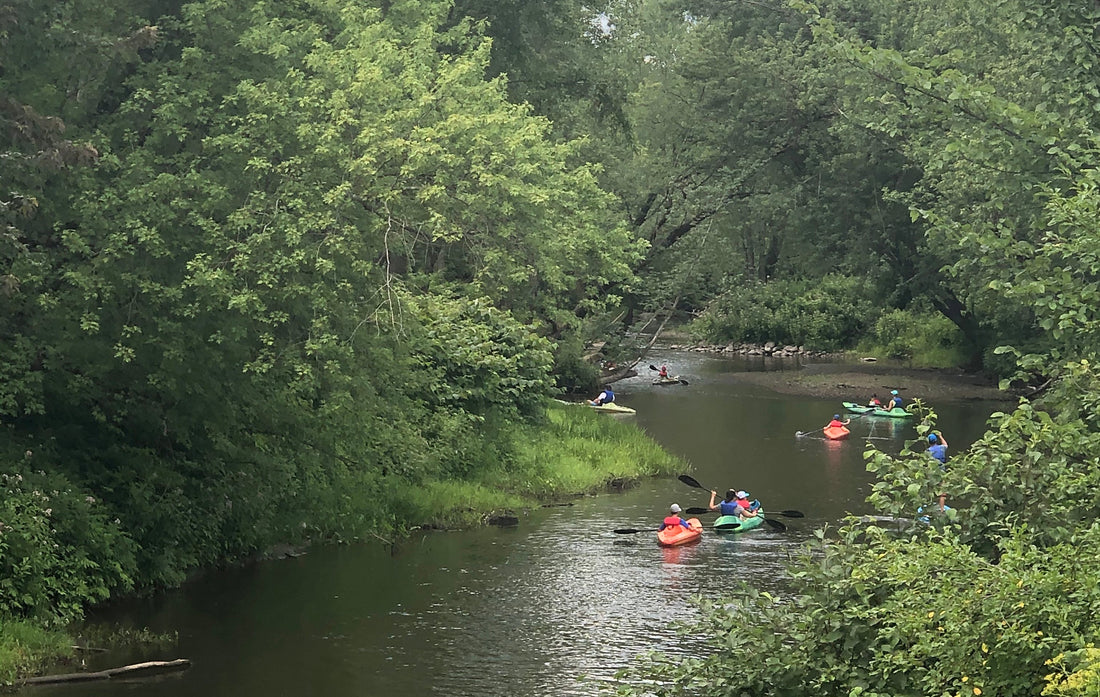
[871, 407, 913, 418]
[713, 511, 766, 534]
[842, 401, 875, 414]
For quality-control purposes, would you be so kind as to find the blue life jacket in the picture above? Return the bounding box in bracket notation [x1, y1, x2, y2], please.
[718, 501, 740, 516]
[602, 388, 615, 403]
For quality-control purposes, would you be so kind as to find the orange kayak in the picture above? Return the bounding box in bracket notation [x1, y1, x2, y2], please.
[656, 517, 703, 546]
[823, 425, 850, 440]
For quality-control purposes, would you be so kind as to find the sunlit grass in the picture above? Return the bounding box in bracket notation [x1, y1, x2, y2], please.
[0, 620, 71, 686]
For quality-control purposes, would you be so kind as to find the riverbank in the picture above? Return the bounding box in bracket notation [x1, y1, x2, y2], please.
[723, 360, 1016, 404]
[1, 402, 683, 688]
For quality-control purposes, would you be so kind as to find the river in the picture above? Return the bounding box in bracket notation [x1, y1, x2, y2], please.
[25, 352, 1007, 697]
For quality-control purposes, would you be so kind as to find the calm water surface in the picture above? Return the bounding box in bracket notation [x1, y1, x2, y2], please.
[27, 353, 1009, 697]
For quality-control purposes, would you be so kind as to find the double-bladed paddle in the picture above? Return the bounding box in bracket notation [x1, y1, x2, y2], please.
[683, 506, 805, 518]
[677, 475, 796, 532]
[648, 364, 690, 385]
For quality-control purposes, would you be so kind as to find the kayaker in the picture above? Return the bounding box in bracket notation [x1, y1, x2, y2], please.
[887, 389, 904, 410]
[588, 386, 615, 406]
[867, 393, 882, 407]
[734, 491, 761, 519]
[826, 414, 851, 429]
[658, 365, 669, 379]
[659, 503, 694, 531]
[708, 489, 742, 516]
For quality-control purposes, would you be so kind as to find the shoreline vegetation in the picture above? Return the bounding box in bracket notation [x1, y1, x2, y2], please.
[0, 403, 684, 688]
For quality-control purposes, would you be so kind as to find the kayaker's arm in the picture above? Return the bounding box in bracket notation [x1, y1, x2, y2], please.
[708, 490, 719, 510]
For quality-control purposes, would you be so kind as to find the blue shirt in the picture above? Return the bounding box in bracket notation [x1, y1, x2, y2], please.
[928, 444, 948, 464]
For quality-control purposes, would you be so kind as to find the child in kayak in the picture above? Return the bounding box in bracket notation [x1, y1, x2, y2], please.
[659, 504, 694, 530]
[867, 394, 882, 407]
[826, 414, 851, 429]
[733, 491, 761, 519]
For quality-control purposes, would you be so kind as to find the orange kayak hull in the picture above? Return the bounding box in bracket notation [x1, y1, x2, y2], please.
[656, 517, 703, 546]
[823, 425, 850, 440]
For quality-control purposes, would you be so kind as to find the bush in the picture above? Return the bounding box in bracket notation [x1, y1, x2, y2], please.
[863, 308, 968, 366]
[690, 275, 877, 350]
[0, 468, 136, 626]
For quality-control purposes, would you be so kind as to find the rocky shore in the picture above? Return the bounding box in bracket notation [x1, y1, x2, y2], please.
[656, 339, 1019, 403]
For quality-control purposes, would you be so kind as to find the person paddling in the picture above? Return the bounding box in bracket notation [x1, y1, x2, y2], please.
[658, 365, 670, 379]
[588, 386, 615, 406]
[826, 414, 851, 429]
[659, 503, 694, 531]
[708, 489, 742, 517]
[887, 389, 904, 411]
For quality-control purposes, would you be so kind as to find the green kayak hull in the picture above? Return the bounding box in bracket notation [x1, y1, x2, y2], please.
[713, 512, 766, 534]
[842, 401, 875, 414]
[871, 407, 913, 418]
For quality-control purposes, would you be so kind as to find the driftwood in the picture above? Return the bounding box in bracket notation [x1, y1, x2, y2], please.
[20, 659, 191, 686]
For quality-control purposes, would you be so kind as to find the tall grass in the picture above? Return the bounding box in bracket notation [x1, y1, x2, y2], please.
[394, 405, 685, 530]
[0, 621, 71, 687]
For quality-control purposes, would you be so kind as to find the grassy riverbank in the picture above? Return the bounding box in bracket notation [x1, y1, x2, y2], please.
[0, 401, 681, 687]
[406, 403, 682, 530]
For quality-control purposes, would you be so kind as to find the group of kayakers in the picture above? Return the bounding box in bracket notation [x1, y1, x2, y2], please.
[833, 388, 953, 512]
[588, 364, 674, 406]
[660, 489, 760, 532]
[865, 389, 903, 410]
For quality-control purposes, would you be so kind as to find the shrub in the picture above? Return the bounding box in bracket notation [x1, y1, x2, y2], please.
[690, 274, 877, 350]
[0, 468, 136, 626]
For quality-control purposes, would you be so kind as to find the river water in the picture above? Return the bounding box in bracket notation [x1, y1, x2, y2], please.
[26, 353, 1008, 697]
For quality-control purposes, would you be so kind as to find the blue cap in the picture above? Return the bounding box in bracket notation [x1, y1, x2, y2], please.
[891, 390, 898, 395]
[833, 414, 840, 419]
[928, 433, 938, 442]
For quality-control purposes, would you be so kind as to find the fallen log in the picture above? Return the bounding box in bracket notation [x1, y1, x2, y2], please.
[20, 659, 191, 686]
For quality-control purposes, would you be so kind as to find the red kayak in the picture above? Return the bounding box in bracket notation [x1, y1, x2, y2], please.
[823, 425, 850, 440]
[656, 518, 703, 546]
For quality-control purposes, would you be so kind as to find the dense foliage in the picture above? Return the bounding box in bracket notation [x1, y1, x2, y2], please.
[6, 0, 1100, 691]
[0, 0, 648, 646]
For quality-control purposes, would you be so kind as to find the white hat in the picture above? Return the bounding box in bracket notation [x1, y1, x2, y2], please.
[669, 503, 681, 513]
[736, 491, 749, 499]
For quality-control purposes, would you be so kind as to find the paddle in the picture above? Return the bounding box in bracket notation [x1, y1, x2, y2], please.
[684, 507, 804, 518]
[648, 364, 690, 385]
[613, 528, 657, 534]
[797, 412, 867, 437]
[676, 475, 791, 531]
